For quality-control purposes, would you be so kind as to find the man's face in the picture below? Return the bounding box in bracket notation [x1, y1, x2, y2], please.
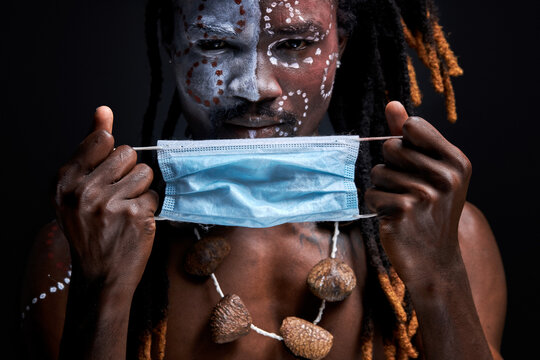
[172, 0, 343, 139]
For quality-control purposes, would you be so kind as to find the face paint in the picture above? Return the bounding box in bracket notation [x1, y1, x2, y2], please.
[172, 0, 341, 140]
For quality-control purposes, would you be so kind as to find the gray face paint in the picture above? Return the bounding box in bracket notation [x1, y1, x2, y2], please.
[172, 0, 261, 111]
[171, 0, 341, 140]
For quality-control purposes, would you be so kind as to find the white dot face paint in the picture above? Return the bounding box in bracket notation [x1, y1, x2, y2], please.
[171, 0, 342, 139]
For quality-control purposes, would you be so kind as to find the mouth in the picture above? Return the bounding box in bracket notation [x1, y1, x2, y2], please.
[221, 116, 295, 139]
[224, 116, 285, 128]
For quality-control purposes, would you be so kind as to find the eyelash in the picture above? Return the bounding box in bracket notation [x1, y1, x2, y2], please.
[276, 39, 313, 51]
[195, 38, 314, 53]
[196, 40, 229, 52]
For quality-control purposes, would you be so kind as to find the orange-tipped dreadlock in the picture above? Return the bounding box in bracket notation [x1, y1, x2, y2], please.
[361, 230, 420, 360]
[136, 1, 464, 359]
[138, 319, 167, 360]
[401, 12, 463, 122]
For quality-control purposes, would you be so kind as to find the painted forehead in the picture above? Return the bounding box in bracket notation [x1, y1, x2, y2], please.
[176, 0, 336, 32]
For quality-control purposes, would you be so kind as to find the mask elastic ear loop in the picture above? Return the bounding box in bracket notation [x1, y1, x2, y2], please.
[145, 135, 398, 220]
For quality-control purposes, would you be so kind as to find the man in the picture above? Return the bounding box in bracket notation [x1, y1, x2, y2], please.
[21, 0, 506, 359]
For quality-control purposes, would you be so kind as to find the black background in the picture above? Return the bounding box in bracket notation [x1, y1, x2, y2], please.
[3, 0, 539, 358]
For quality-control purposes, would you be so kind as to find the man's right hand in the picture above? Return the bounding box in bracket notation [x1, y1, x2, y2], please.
[54, 106, 159, 294]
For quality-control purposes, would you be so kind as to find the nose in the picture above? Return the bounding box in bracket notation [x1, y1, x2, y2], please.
[228, 52, 282, 102]
[254, 52, 282, 101]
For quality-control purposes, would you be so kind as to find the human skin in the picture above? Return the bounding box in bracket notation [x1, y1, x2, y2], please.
[170, 0, 343, 139]
[21, 0, 506, 359]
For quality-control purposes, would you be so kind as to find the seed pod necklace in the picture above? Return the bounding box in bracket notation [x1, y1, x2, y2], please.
[184, 222, 357, 360]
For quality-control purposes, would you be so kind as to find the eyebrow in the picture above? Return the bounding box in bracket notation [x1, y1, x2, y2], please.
[188, 22, 238, 38]
[271, 21, 326, 36]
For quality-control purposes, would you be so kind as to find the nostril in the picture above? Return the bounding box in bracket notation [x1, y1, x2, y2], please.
[228, 76, 260, 102]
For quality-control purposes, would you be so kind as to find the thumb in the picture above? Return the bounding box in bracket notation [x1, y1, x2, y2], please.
[385, 101, 408, 136]
[93, 105, 114, 134]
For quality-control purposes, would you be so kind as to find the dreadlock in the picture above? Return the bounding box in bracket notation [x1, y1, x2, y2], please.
[132, 0, 463, 359]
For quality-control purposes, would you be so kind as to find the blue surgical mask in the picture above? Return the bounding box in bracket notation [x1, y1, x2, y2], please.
[155, 136, 364, 228]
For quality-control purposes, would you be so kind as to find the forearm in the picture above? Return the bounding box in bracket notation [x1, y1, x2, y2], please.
[408, 257, 492, 360]
[59, 273, 134, 360]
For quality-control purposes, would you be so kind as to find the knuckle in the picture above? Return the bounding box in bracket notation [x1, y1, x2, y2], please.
[438, 169, 461, 191]
[56, 163, 72, 183]
[457, 154, 472, 178]
[400, 196, 415, 213]
[93, 129, 115, 146]
[141, 216, 157, 236]
[135, 163, 154, 179]
[382, 138, 401, 157]
[402, 116, 423, 132]
[116, 145, 137, 161]
[124, 201, 142, 219]
[76, 183, 98, 205]
[370, 164, 385, 183]
[414, 184, 438, 203]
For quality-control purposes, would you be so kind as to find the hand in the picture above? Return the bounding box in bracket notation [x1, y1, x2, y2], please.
[365, 101, 472, 289]
[54, 106, 159, 292]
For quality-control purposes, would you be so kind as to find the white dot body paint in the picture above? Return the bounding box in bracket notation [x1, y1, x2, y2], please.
[22, 267, 72, 321]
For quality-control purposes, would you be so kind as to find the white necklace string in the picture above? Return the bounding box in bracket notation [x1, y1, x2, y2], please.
[194, 221, 341, 341]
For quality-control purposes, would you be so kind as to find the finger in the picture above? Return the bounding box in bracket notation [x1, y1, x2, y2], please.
[88, 145, 138, 185]
[94, 106, 114, 134]
[371, 164, 437, 200]
[113, 163, 155, 199]
[385, 101, 408, 136]
[365, 187, 414, 218]
[401, 117, 457, 159]
[383, 137, 443, 174]
[138, 189, 159, 214]
[402, 117, 471, 173]
[135, 190, 160, 236]
[62, 130, 115, 178]
[382, 139, 464, 192]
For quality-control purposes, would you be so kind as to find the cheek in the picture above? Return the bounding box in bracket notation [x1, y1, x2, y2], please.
[177, 58, 226, 108]
[173, 1, 256, 110]
[273, 51, 339, 123]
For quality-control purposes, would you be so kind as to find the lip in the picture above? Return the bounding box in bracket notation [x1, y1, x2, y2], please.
[224, 116, 283, 128]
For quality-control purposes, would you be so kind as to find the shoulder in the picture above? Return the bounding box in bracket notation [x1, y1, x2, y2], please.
[457, 202, 504, 277]
[457, 202, 506, 355]
[20, 221, 71, 359]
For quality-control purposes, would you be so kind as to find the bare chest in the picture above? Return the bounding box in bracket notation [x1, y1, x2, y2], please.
[162, 223, 370, 360]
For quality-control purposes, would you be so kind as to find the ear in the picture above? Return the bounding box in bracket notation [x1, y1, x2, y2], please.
[338, 34, 348, 60]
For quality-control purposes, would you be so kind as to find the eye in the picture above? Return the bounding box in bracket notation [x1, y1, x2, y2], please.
[277, 39, 312, 51]
[197, 40, 228, 51]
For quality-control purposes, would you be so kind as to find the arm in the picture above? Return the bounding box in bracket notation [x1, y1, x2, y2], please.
[20, 222, 70, 360]
[458, 202, 506, 357]
[52, 107, 158, 359]
[365, 102, 506, 359]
